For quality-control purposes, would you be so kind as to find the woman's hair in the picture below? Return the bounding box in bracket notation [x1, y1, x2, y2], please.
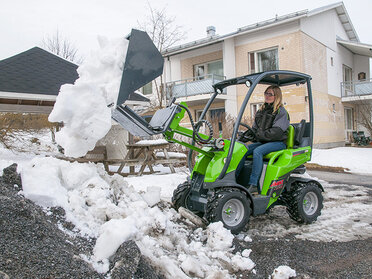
[261, 85, 283, 113]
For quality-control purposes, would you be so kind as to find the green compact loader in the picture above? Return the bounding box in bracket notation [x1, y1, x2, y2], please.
[113, 29, 324, 233]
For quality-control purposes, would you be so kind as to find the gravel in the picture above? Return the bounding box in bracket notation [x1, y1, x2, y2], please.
[233, 235, 372, 279]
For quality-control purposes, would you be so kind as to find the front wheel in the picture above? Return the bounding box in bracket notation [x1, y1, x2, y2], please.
[206, 189, 251, 234]
[171, 181, 191, 211]
[283, 181, 323, 224]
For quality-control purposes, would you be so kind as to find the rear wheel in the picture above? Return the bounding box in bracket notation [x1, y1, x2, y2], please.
[206, 188, 251, 234]
[282, 181, 323, 223]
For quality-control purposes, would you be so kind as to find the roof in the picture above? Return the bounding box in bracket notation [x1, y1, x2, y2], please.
[163, 2, 358, 56]
[127, 91, 150, 103]
[336, 38, 372, 57]
[0, 47, 79, 95]
[309, 2, 358, 42]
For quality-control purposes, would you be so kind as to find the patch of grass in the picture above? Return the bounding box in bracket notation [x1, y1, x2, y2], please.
[305, 163, 349, 173]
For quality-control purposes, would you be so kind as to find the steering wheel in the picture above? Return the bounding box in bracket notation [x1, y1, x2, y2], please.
[238, 122, 256, 142]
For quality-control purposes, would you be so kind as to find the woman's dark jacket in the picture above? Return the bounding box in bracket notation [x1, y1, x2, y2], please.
[252, 103, 290, 143]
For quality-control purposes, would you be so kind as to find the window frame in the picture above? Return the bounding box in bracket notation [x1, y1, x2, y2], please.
[248, 47, 279, 74]
[193, 59, 223, 80]
[250, 103, 263, 119]
[141, 81, 153, 95]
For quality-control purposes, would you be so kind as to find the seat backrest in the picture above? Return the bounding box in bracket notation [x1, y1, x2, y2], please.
[294, 119, 306, 147]
[286, 125, 295, 149]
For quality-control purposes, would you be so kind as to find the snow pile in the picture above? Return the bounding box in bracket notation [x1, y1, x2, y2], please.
[310, 147, 372, 174]
[20, 157, 255, 277]
[48, 37, 129, 158]
[270, 266, 296, 279]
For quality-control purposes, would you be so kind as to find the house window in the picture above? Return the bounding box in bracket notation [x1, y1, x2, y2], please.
[196, 108, 225, 119]
[194, 60, 224, 80]
[249, 48, 278, 73]
[251, 103, 263, 118]
[142, 82, 152, 95]
[196, 108, 225, 134]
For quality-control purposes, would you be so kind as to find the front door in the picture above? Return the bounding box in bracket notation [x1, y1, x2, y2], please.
[344, 107, 354, 142]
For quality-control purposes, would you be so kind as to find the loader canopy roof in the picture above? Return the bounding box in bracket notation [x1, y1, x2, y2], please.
[213, 70, 311, 92]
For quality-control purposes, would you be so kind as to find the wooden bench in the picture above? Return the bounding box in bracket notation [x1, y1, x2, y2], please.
[56, 146, 110, 172]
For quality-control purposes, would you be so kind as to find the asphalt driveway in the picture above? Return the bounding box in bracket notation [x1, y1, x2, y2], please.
[307, 170, 372, 188]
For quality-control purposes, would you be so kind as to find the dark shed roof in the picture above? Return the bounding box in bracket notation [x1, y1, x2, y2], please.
[0, 47, 79, 95]
[0, 47, 149, 104]
[128, 92, 150, 102]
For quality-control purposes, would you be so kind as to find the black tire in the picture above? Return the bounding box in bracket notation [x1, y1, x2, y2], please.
[206, 188, 251, 234]
[171, 181, 191, 211]
[282, 181, 323, 224]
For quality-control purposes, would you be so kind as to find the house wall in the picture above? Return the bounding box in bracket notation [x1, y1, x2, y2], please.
[164, 43, 223, 82]
[326, 48, 340, 96]
[300, 9, 349, 51]
[180, 50, 223, 80]
[354, 55, 370, 80]
[223, 38, 238, 117]
[301, 32, 345, 147]
[234, 30, 306, 123]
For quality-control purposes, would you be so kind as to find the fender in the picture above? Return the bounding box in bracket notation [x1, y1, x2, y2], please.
[287, 176, 324, 192]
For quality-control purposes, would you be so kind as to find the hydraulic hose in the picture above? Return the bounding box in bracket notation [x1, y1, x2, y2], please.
[178, 104, 213, 144]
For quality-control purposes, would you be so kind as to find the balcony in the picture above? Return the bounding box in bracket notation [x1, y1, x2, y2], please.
[341, 79, 372, 102]
[165, 74, 226, 100]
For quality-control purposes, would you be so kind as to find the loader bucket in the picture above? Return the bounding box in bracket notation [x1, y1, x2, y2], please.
[116, 29, 164, 106]
[112, 29, 179, 138]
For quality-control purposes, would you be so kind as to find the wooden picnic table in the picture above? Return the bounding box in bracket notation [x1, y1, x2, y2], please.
[112, 141, 182, 176]
[58, 140, 186, 176]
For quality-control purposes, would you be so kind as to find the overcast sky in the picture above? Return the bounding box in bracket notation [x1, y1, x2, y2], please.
[1, 0, 372, 61]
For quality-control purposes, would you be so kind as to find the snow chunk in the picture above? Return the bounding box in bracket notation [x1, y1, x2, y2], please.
[48, 36, 128, 157]
[206, 222, 234, 251]
[93, 217, 138, 261]
[270, 265, 296, 279]
[141, 186, 161, 207]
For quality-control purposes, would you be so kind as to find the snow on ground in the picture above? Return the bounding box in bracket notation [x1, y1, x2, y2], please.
[310, 147, 372, 174]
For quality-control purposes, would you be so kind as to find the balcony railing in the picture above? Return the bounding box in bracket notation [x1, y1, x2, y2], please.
[341, 79, 372, 97]
[165, 74, 226, 99]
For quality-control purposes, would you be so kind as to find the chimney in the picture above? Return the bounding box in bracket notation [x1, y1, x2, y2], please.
[206, 26, 216, 37]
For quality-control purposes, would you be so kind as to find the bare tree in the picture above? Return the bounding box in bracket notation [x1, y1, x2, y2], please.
[138, 3, 187, 108]
[42, 30, 83, 64]
[356, 100, 372, 136]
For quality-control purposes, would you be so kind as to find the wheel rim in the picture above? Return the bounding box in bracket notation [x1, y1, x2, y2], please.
[303, 192, 318, 215]
[222, 198, 245, 227]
